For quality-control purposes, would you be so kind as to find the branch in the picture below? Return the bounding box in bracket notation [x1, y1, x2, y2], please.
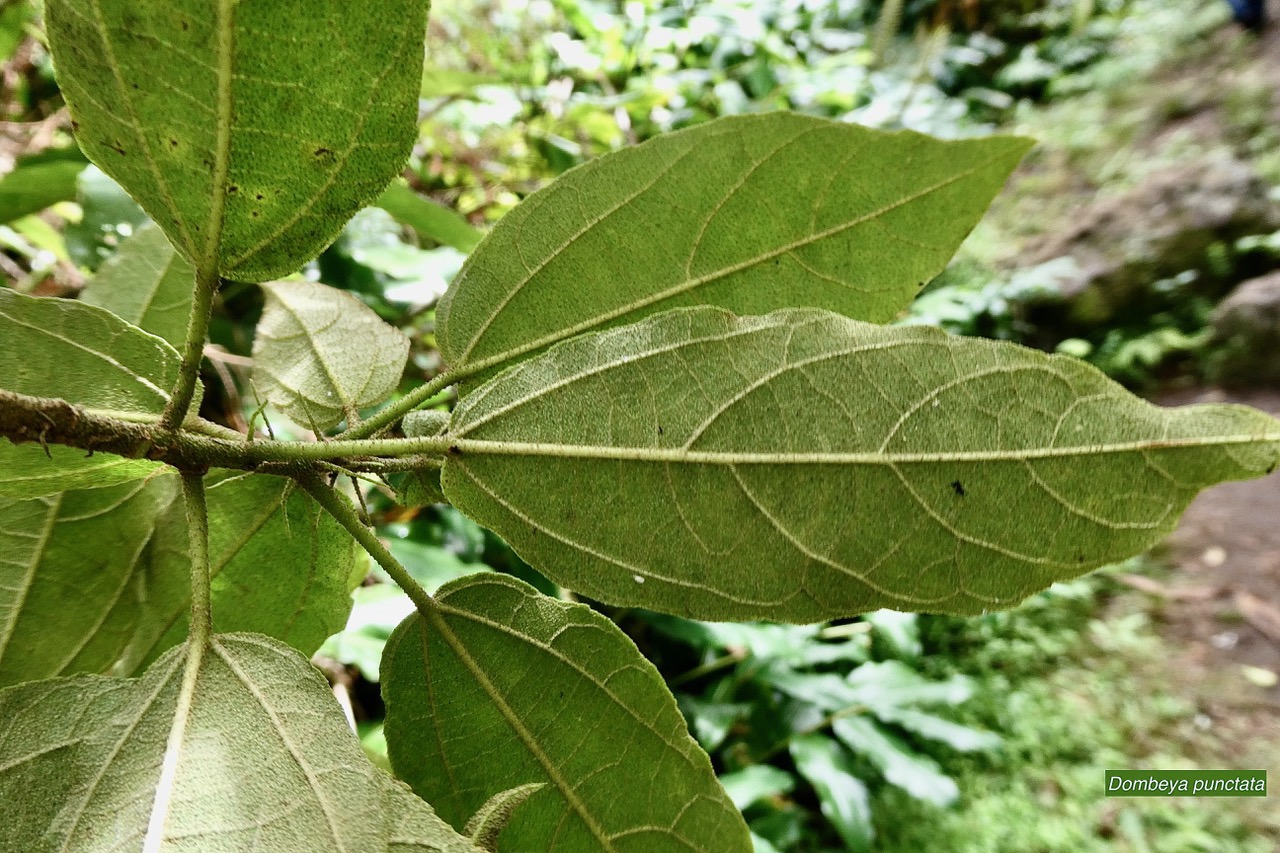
[0, 388, 452, 474]
[296, 472, 436, 614]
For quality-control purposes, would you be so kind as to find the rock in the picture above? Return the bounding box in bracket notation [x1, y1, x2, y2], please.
[1209, 271, 1280, 384]
[1021, 155, 1280, 329]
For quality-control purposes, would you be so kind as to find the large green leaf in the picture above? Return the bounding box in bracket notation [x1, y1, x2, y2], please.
[253, 280, 410, 430]
[80, 220, 195, 349]
[0, 287, 196, 415]
[441, 307, 1280, 621]
[45, 0, 430, 282]
[383, 574, 751, 853]
[0, 632, 480, 852]
[0, 476, 176, 687]
[135, 472, 362, 671]
[0, 472, 358, 686]
[0, 443, 160, 498]
[437, 114, 1031, 379]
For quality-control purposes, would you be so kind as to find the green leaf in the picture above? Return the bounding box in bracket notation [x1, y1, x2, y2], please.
[0, 476, 177, 687]
[0, 632, 480, 851]
[253, 280, 411, 431]
[318, 584, 415, 682]
[831, 717, 958, 807]
[789, 735, 873, 853]
[137, 472, 361, 670]
[0, 443, 159, 498]
[464, 783, 546, 852]
[383, 573, 751, 853]
[0, 147, 87, 225]
[0, 287, 197, 415]
[45, 0, 430, 282]
[80, 220, 195, 349]
[440, 306, 1280, 621]
[0, 472, 356, 685]
[437, 114, 1031, 380]
[64, 166, 149, 271]
[719, 765, 796, 811]
[379, 182, 483, 253]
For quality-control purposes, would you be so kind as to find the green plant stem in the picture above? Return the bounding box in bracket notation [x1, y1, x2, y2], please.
[159, 266, 220, 432]
[180, 472, 213, 646]
[297, 472, 436, 614]
[338, 368, 459, 440]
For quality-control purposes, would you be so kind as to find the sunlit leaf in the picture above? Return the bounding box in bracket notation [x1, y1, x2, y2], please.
[441, 306, 1280, 621]
[0, 633, 480, 851]
[789, 735, 872, 853]
[0, 147, 87, 225]
[437, 114, 1031, 380]
[253, 280, 410, 430]
[46, 0, 430, 281]
[379, 182, 483, 253]
[831, 717, 958, 807]
[81, 221, 195, 349]
[383, 574, 751, 852]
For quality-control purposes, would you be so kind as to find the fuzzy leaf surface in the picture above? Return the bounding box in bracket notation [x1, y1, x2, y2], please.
[0, 287, 196, 415]
[253, 280, 410, 430]
[383, 574, 751, 853]
[441, 307, 1280, 621]
[45, 0, 430, 281]
[437, 114, 1030, 380]
[0, 633, 480, 852]
[0, 444, 160, 498]
[81, 221, 195, 349]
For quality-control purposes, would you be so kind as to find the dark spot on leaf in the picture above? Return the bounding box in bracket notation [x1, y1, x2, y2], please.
[169, 138, 179, 148]
[1267, 462, 1277, 475]
[448, 445, 461, 455]
[256, 193, 265, 201]
[950, 480, 965, 497]
[181, 20, 189, 30]
[1077, 554, 1085, 563]
[918, 280, 926, 288]
[251, 211, 260, 218]
[112, 144, 126, 156]
[657, 425, 664, 435]
[202, 158, 213, 169]
[70, 120, 80, 131]
[228, 185, 239, 194]
[314, 146, 333, 158]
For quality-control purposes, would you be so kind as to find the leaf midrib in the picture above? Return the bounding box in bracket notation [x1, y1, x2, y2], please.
[447, 433, 1280, 466]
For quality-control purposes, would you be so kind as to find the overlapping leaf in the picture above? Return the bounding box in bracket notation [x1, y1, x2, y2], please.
[437, 113, 1031, 380]
[253, 280, 410, 430]
[441, 307, 1280, 621]
[383, 574, 751, 853]
[0, 472, 358, 686]
[0, 444, 159, 498]
[45, 0, 430, 281]
[81, 221, 196, 348]
[0, 287, 196, 416]
[0, 632, 480, 852]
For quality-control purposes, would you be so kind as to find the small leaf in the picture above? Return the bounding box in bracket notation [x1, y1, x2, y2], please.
[464, 783, 546, 851]
[45, 0, 431, 281]
[80, 221, 195, 349]
[789, 735, 873, 853]
[437, 114, 1031, 381]
[0, 288, 198, 415]
[383, 573, 751, 852]
[379, 182, 483, 253]
[253, 280, 410, 430]
[440, 307, 1280, 621]
[0, 633, 481, 851]
[718, 765, 796, 811]
[0, 147, 87, 225]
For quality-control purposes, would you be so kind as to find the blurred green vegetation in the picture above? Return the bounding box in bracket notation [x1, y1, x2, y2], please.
[3, 0, 1278, 848]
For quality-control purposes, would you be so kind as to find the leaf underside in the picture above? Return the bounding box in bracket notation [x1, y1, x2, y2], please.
[437, 113, 1031, 381]
[383, 574, 752, 853]
[81, 221, 196, 349]
[253, 280, 411, 431]
[46, 0, 430, 282]
[441, 307, 1280, 621]
[0, 633, 480, 852]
